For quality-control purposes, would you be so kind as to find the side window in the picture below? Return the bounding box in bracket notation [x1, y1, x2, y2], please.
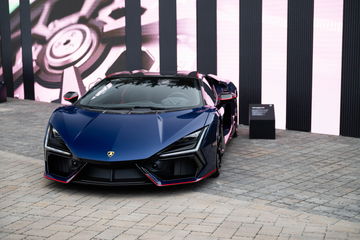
[202, 80, 217, 105]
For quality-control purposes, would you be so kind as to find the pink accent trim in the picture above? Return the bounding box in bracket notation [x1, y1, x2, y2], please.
[224, 123, 234, 144]
[145, 169, 217, 187]
[196, 72, 204, 79]
[64, 96, 77, 100]
[44, 163, 86, 184]
[219, 96, 237, 101]
[106, 71, 130, 78]
[44, 174, 69, 184]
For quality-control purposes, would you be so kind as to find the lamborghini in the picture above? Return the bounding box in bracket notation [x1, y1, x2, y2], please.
[44, 71, 238, 186]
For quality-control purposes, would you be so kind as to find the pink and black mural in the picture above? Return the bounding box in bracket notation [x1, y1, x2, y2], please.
[3, 0, 225, 102]
[10, 0, 129, 103]
[0, 0, 359, 137]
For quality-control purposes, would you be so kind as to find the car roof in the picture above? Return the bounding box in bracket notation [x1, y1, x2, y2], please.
[106, 70, 203, 79]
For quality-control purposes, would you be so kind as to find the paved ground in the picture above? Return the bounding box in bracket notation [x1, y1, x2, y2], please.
[0, 98, 60, 159]
[1, 98, 360, 239]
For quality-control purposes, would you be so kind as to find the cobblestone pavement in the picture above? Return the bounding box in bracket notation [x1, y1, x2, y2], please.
[196, 129, 360, 223]
[0, 98, 60, 159]
[1, 98, 360, 239]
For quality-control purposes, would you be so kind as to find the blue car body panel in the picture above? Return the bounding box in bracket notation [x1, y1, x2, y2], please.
[50, 106, 211, 161]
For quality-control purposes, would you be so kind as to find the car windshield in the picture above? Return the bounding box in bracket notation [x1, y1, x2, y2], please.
[78, 77, 203, 110]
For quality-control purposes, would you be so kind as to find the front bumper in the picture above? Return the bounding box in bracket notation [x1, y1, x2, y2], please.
[44, 150, 215, 186]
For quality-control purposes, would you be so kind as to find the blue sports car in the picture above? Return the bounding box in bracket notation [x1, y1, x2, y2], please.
[44, 71, 238, 186]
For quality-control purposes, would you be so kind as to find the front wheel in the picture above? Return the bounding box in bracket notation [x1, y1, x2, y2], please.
[211, 133, 222, 178]
[211, 150, 221, 178]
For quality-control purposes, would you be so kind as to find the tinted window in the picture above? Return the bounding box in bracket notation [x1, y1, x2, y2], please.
[78, 77, 203, 110]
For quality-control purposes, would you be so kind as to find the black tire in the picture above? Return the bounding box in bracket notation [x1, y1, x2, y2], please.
[211, 150, 221, 178]
[233, 112, 239, 138]
[212, 171, 220, 178]
[211, 130, 222, 178]
[233, 124, 238, 138]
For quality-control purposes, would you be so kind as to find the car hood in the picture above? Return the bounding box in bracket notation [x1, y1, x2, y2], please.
[49, 106, 210, 161]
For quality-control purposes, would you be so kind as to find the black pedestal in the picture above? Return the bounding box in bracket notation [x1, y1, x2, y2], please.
[0, 80, 6, 103]
[249, 104, 275, 139]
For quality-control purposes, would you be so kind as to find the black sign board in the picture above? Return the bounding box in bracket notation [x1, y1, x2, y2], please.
[249, 104, 275, 139]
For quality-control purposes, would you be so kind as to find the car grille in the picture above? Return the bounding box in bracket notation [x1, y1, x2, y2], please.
[78, 161, 148, 183]
[142, 155, 200, 181]
[46, 152, 204, 185]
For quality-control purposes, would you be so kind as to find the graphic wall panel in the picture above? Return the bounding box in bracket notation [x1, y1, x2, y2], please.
[0, 0, 359, 137]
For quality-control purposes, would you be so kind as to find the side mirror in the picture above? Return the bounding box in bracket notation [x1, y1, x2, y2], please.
[219, 92, 236, 101]
[63, 91, 79, 104]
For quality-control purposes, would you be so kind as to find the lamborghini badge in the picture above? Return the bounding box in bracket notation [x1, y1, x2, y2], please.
[107, 151, 115, 158]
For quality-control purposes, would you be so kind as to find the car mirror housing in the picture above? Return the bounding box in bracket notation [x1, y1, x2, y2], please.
[63, 91, 79, 104]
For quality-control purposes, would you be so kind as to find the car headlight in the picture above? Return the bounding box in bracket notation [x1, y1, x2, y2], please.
[52, 127, 61, 138]
[160, 127, 207, 157]
[45, 125, 71, 156]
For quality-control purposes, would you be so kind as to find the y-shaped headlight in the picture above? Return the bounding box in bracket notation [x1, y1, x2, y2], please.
[160, 127, 208, 157]
[45, 125, 71, 156]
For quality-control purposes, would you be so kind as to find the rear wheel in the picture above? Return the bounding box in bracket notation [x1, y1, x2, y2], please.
[233, 115, 238, 138]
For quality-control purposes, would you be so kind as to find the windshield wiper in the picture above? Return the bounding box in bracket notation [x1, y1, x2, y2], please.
[79, 105, 107, 110]
[125, 106, 168, 114]
[80, 105, 169, 113]
[109, 107, 135, 110]
[131, 106, 168, 110]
